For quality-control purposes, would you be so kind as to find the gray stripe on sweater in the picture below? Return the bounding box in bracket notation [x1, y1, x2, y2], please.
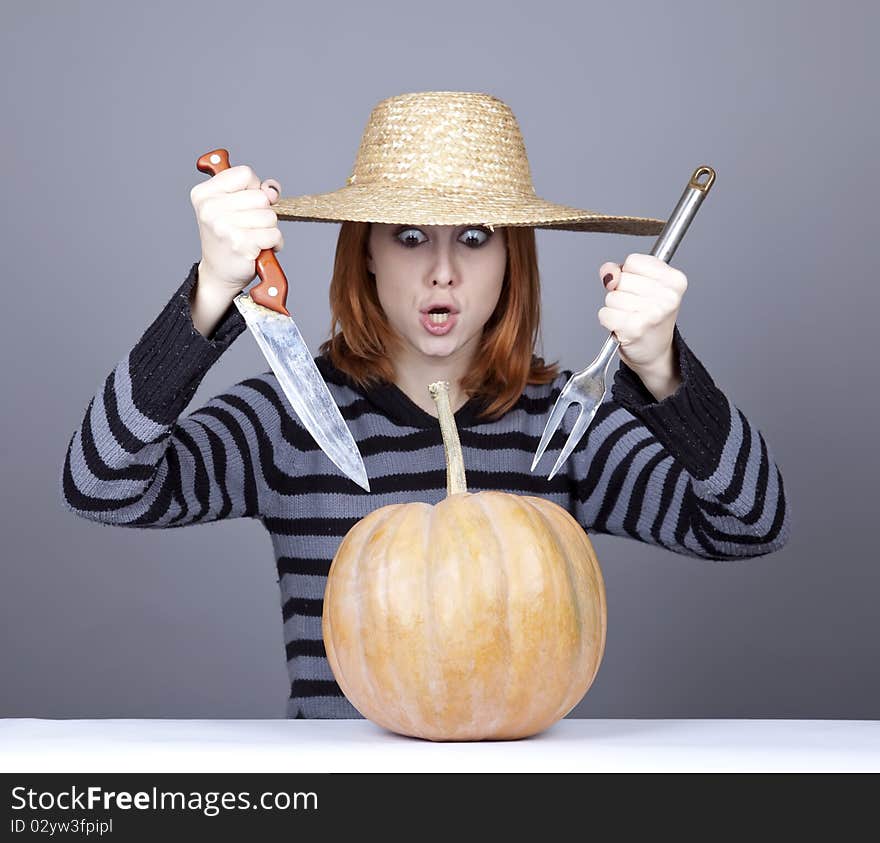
[115, 357, 170, 440]
[633, 451, 677, 536]
[282, 573, 331, 601]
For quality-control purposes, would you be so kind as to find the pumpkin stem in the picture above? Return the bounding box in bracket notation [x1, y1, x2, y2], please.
[428, 380, 468, 496]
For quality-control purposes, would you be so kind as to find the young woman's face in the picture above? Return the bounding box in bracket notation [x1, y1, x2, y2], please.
[366, 223, 507, 362]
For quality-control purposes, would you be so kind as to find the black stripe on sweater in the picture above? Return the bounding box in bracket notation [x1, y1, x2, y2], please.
[572, 417, 646, 507]
[199, 421, 233, 520]
[741, 431, 771, 525]
[102, 374, 152, 453]
[171, 425, 211, 523]
[286, 639, 327, 659]
[697, 430, 771, 529]
[80, 396, 154, 482]
[277, 556, 333, 577]
[716, 407, 752, 505]
[264, 515, 361, 537]
[282, 469, 570, 498]
[593, 434, 658, 536]
[623, 448, 674, 542]
[282, 596, 323, 622]
[651, 461, 685, 545]
[692, 465, 788, 549]
[62, 434, 147, 513]
[188, 406, 259, 517]
[166, 444, 189, 524]
[290, 679, 345, 698]
[129, 459, 176, 526]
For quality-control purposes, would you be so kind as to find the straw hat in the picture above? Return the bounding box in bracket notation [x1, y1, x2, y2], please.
[272, 91, 666, 235]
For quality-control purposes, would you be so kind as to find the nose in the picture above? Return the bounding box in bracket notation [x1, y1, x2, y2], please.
[429, 241, 457, 287]
[431, 251, 456, 287]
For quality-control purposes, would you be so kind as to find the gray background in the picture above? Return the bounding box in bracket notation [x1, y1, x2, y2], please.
[2, 0, 876, 719]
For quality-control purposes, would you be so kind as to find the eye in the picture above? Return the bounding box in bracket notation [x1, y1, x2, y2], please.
[396, 227, 427, 248]
[394, 226, 491, 248]
[460, 227, 490, 248]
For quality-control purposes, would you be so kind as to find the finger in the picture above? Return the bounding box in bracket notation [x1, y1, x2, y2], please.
[604, 287, 648, 313]
[204, 164, 261, 196]
[600, 261, 622, 289]
[597, 306, 636, 344]
[192, 166, 262, 209]
[621, 253, 685, 289]
[615, 271, 681, 301]
[251, 227, 284, 252]
[229, 208, 279, 229]
[204, 189, 275, 219]
[615, 273, 684, 317]
[261, 178, 281, 203]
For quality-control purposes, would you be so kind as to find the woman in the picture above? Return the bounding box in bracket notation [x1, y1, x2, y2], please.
[61, 91, 791, 719]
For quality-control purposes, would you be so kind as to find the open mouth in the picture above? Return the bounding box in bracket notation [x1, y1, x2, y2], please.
[420, 307, 458, 335]
[426, 308, 451, 325]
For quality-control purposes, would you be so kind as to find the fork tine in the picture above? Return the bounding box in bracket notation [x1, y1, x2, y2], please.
[547, 400, 600, 481]
[530, 379, 578, 472]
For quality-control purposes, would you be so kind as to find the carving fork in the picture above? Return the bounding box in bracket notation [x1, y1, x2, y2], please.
[531, 166, 716, 480]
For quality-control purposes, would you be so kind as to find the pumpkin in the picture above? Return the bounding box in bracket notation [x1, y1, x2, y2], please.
[322, 380, 607, 741]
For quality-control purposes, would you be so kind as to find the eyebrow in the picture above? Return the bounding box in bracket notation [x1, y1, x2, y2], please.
[395, 224, 490, 231]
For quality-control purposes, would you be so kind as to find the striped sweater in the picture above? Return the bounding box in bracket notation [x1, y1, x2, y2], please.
[60, 262, 792, 718]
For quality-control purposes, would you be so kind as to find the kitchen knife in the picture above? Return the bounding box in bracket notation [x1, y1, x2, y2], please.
[196, 149, 370, 493]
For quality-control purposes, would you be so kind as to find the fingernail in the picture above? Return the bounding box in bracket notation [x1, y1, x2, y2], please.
[603, 273, 613, 287]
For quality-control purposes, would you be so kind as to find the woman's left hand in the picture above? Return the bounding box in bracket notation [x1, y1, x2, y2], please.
[598, 253, 687, 372]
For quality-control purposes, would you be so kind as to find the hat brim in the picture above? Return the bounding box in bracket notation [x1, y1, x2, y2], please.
[271, 184, 666, 235]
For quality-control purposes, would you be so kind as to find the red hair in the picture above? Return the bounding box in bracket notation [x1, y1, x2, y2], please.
[318, 221, 559, 420]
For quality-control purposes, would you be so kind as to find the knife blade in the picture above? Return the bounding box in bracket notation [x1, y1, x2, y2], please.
[196, 148, 370, 492]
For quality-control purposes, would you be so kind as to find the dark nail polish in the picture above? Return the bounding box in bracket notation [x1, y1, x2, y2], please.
[603, 273, 613, 286]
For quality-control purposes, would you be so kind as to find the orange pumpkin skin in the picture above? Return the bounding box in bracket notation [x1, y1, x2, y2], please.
[322, 489, 607, 742]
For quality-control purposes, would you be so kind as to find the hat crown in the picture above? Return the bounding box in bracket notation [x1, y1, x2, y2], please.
[346, 91, 537, 197]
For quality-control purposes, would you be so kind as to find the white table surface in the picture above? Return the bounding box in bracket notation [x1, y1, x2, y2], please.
[2, 718, 878, 772]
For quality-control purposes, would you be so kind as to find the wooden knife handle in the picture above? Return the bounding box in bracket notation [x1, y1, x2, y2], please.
[196, 148, 290, 316]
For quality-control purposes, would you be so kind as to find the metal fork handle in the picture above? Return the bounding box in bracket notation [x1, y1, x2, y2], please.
[599, 165, 716, 367]
[651, 165, 715, 263]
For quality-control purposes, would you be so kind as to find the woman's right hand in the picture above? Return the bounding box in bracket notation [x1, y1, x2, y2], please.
[190, 164, 284, 294]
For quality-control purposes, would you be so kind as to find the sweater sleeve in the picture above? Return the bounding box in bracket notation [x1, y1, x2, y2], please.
[60, 261, 270, 528]
[563, 324, 792, 561]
